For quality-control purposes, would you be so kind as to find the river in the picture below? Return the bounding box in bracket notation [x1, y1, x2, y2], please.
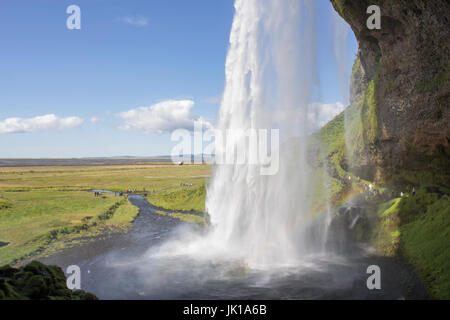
[41, 195, 426, 300]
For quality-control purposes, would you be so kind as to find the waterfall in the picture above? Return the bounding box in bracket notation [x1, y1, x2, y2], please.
[204, 0, 323, 268]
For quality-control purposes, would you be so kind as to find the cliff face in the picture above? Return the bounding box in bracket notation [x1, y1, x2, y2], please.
[331, 0, 450, 184]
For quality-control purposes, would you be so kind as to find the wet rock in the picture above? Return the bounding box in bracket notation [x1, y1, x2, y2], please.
[326, 206, 370, 254]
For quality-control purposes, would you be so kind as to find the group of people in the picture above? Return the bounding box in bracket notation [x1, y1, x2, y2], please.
[93, 191, 102, 197]
[348, 173, 418, 200]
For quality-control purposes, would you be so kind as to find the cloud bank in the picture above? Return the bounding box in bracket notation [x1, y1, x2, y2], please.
[0, 114, 83, 134]
[118, 100, 212, 134]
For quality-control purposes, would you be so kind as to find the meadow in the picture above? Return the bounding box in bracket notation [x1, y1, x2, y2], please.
[0, 163, 210, 266]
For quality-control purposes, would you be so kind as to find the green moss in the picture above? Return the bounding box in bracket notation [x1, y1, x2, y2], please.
[373, 198, 402, 257]
[371, 184, 450, 299]
[351, 55, 361, 76]
[361, 76, 378, 143]
[314, 7, 448, 298]
[345, 73, 379, 167]
[377, 198, 400, 216]
[0, 261, 97, 300]
[398, 187, 450, 299]
[330, 0, 345, 16]
[307, 54, 382, 205]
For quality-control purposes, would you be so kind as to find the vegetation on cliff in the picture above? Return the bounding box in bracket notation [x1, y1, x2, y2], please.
[316, 96, 449, 299]
[312, 16, 449, 296]
[397, 186, 450, 299]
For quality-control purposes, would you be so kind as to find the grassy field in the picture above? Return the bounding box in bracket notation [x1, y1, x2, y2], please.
[0, 163, 210, 266]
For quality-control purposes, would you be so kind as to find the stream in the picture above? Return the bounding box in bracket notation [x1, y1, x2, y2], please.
[41, 195, 426, 300]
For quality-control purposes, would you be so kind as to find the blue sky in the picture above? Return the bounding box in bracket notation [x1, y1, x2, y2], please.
[0, 0, 356, 158]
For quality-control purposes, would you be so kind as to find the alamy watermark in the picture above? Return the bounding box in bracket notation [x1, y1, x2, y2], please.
[367, 5, 381, 30]
[171, 122, 280, 176]
[66, 265, 81, 290]
[66, 5, 81, 30]
[366, 265, 381, 290]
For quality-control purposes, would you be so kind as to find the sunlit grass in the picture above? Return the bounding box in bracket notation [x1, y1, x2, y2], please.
[0, 163, 211, 265]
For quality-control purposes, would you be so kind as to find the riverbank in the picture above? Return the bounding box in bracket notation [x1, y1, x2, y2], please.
[39, 195, 426, 300]
[0, 163, 210, 266]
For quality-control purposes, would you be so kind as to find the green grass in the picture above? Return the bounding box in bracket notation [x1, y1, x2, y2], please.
[0, 164, 210, 192]
[146, 184, 206, 212]
[171, 212, 204, 224]
[0, 164, 210, 265]
[106, 199, 139, 226]
[154, 209, 204, 224]
[317, 111, 345, 156]
[0, 190, 129, 265]
[397, 186, 450, 299]
[0, 198, 11, 210]
[308, 55, 381, 209]
[308, 109, 349, 207]
[374, 186, 450, 299]
[373, 198, 402, 257]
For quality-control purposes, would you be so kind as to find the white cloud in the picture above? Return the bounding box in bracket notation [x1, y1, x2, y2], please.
[0, 114, 83, 134]
[309, 102, 345, 128]
[118, 100, 212, 134]
[120, 15, 149, 27]
[90, 117, 101, 123]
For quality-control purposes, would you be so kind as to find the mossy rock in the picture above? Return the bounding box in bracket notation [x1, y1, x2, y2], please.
[0, 261, 98, 300]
